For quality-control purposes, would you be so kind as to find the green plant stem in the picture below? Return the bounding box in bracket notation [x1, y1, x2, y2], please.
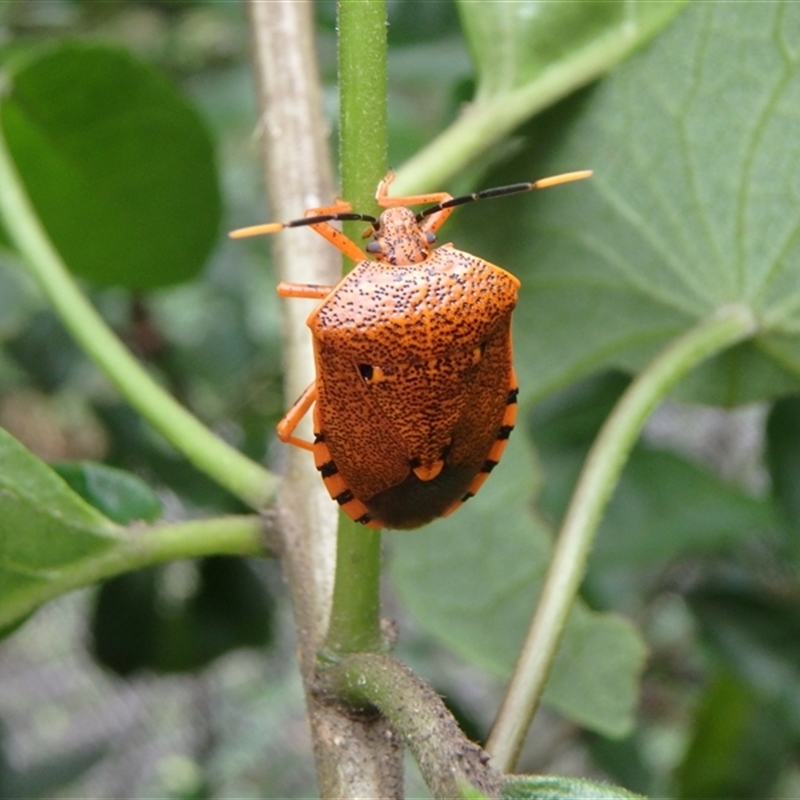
[323, 516, 383, 655]
[338, 0, 388, 217]
[0, 515, 269, 632]
[322, 0, 387, 658]
[322, 653, 503, 798]
[0, 122, 277, 511]
[486, 304, 759, 772]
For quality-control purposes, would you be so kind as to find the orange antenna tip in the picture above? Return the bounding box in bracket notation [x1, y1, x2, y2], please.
[228, 222, 284, 239]
[534, 170, 593, 189]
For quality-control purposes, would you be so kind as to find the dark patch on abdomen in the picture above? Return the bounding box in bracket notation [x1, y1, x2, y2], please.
[365, 465, 474, 530]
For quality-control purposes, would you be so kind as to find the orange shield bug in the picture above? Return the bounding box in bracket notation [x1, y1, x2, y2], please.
[231, 170, 592, 530]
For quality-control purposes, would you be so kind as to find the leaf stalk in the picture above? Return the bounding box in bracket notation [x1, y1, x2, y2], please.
[486, 304, 759, 771]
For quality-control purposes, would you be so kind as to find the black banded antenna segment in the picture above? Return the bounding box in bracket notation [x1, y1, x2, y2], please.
[416, 182, 544, 221]
[414, 170, 593, 222]
[288, 212, 378, 228]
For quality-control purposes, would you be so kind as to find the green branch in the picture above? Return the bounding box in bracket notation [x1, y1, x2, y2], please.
[322, 653, 503, 798]
[322, 0, 387, 658]
[338, 0, 387, 216]
[0, 515, 270, 632]
[0, 121, 277, 511]
[486, 304, 759, 771]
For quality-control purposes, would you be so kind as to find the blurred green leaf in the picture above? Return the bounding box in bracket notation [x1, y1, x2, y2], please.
[397, 0, 686, 190]
[451, 1, 800, 405]
[586, 732, 652, 798]
[91, 556, 273, 675]
[766, 395, 800, 533]
[460, 0, 683, 101]
[595, 447, 777, 565]
[546, 603, 646, 737]
[502, 774, 643, 800]
[0, 42, 220, 288]
[686, 578, 800, 718]
[94, 400, 249, 513]
[529, 371, 778, 567]
[5, 309, 83, 391]
[390, 434, 646, 737]
[53, 461, 162, 524]
[0, 426, 120, 634]
[674, 670, 791, 800]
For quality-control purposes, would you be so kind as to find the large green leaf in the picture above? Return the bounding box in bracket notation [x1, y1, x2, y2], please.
[0, 427, 265, 636]
[390, 434, 646, 738]
[396, 0, 687, 190]
[0, 426, 121, 630]
[0, 43, 220, 288]
[460, 0, 683, 101]
[450, 1, 800, 405]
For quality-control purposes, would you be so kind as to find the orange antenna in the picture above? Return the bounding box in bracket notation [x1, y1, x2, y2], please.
[230, 212, 378, 239]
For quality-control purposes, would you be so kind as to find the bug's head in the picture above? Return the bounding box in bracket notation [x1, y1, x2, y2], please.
[365, 207, 436, 266]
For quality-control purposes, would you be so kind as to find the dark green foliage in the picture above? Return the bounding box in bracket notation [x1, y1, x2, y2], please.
[91, 557, 273, 675]
[0, 43, 220, 288]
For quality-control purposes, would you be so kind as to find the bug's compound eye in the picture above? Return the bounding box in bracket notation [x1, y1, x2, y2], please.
[365, 240, 383, 255]
[358, 363, 389, 385]
[425, 231, 436, 245]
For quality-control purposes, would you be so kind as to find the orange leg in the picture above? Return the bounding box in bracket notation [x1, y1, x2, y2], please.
[302, 201, 369, 264]
[306, 222, 367, 263]
[374, 171, 456, 234]
[375, 171, 451, 206]
[276, 381, 318, 452]
[277, 282, 334, 299]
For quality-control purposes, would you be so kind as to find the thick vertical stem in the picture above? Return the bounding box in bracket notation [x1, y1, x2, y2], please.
[338, 0, 388, 215]
[322, 0, 388, 658]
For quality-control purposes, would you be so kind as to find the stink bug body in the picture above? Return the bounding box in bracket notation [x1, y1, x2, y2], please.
[231, 170, 591, 529]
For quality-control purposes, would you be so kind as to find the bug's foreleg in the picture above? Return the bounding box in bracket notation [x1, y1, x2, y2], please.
[277, 382, 318, 452]
[375, 172, 457, 233]
[298, 202, 369, 264]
